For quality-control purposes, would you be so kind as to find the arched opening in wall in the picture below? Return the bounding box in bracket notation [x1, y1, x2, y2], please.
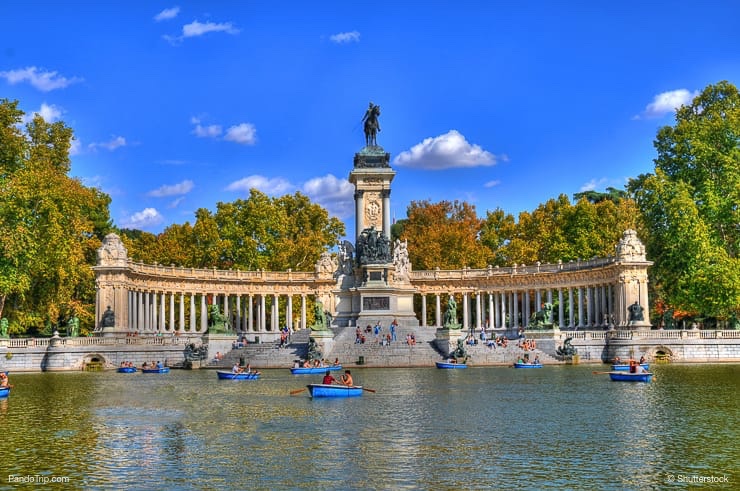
[83, 354, 107, 371]
[652, 346, 672, 364]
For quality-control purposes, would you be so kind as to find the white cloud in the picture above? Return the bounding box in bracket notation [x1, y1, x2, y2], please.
[69, 138, 82, 156]
[120, 208, 164, 230]
[635, 89, 699, 119]
[147, 180, 194, 198]
[483, 180, 501, 188]
[154, 6, 180, 22]
[0, 66, 82, 92]
[192, 123, 222, 138]
[21, 102, 63, 124]
[88, 136, 127, 151]
[224, 123, 257, 145]
[579, 178, 609, 192]
[168, 197, 185, 208]
[394, 130, 497, 169]
[330, 31, 360, 44]
[183, 20, 239, 38]
[302, 174, 354, 218]
[226, 175, 294, 195]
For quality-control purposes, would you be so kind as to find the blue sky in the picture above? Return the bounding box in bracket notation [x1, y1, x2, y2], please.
[2, 2, 738, 239]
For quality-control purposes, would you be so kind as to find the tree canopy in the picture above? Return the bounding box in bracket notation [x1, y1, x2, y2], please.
[628, 81, 740, 319]
[0, 99, 112, 334]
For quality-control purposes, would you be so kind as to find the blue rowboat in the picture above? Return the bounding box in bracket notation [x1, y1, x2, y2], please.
[611, 363, 649, 371]
[290, 365, 342, 375]
[608, 371, 653, 382]
[141, 367, 170, 374]
[435, 361, 467, 369]
[0, 387, 10, 398]
[117, 367, 137, 373]
[513, 362, 543, 368]
[217, 370, 260, 380]
[307, 383, 363, 398]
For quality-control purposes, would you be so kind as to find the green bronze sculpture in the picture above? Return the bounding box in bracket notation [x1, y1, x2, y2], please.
[208, 304, 229, 333]
[0, 317, 8, 338]
[443, 295, 461, 329]
[67, 315, 80, 337]
[362, 102, 381, 147]
[311, 299, 328, 331]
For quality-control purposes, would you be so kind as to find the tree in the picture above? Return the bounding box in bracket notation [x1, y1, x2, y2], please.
[0, 100, 112, 334]
[400, 200, 491, 270]
[629, 81, 740, 319]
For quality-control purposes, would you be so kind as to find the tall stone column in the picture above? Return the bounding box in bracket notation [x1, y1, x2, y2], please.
[190, 294, 196, 332]
[435, 294, 441, 327]
[354, 190, 364, 241]
[200, 295, 207, 332]
[382, 189, 391, 239]
[421, 295, 427, 327]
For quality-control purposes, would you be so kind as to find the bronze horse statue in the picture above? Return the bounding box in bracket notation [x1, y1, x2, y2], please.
[362, 102, 381, 146]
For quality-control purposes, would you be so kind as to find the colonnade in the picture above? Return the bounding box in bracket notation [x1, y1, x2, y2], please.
[124, 291, 309, 335]
[418, 283, 617, 331]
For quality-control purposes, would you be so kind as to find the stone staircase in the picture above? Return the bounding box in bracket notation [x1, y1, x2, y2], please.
[204, 326, 563, 369]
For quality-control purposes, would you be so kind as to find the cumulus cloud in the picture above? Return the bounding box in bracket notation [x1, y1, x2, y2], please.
[22, 102, 63, 124]
[120, 208, 164, 230]
[147, 180, 194, 198]
[393, 130, 497, 169]
[0, 66, 82, 92]
[224, 123, 257, 145]
[69, 138, 82, 156]
[165, 19, 239, 44]
[192, 123, 222, 138]
[302, 174, 354, 218]
[226, 175, 293, 195]
[484, 180, 501, 188]
[88, 136, 127, 151]
[330, 31, 360, 43]
[154, 6, 180, 21]
[635, 88, 699, 119]
[579, 178, 609, 192]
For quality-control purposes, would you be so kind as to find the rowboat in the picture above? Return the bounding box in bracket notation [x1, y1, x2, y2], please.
[117, 366, 137, 373]
[217, 370, 260, 380]
[513, 362, 543, 368]
[611, 363, 649, 371]
[608, 371, 653, 382]
[141, 367, 170, 374]
[0, 387, 10, 398]
[290, 365, 342, 375]
[435, 361, 467, 369]
[307, 383, 363, 398]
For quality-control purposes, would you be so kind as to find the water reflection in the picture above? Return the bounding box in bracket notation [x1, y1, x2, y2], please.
[0, 365, 737, 489]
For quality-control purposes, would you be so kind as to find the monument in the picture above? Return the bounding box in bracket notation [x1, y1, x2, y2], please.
[331, 103, 419, 329]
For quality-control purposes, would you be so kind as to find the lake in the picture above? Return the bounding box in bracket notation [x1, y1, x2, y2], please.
[1, 364, 737, 490]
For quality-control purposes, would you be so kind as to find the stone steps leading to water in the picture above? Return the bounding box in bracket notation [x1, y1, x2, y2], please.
[205, 326, 564, 369]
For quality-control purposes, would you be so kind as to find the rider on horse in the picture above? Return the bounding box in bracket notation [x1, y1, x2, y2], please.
[362, 102, 381, 146]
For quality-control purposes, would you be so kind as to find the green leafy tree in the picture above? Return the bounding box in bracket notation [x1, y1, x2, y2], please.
[0, 100, 112, 334]
[629, 81, 740, 319]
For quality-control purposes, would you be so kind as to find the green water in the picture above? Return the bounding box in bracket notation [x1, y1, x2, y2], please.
[1, 364, 737, 490]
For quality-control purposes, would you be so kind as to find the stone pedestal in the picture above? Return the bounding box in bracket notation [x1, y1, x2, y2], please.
[435, 328, 464, 357]
[309, 329, 335, 359]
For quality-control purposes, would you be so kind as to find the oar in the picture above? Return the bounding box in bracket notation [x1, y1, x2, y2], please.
[592, 371, 612, 375]
[361, 387, 376, 393]
[290, 388, 307, 395]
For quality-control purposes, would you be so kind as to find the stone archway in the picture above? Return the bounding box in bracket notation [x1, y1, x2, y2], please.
[650, 345, 673, 363]
[82, 353, 107, 371]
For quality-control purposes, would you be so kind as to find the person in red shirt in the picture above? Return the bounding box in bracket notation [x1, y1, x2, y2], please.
[322, 371, 337, 385]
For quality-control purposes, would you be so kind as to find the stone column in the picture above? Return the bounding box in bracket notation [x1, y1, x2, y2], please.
[462, 292, 469, 331]
[421, 295, 427, 327]
[524, 290, 531, 327]
[179, 293, 185, 332]
[200, 295, 207, 332]
[488, 292, 494, 330]
[248, 295, 254, 332]
[501, 291, 507, 328]
[382, 189, 391, 239]
[568, 288, 574, 328]
[286, 295, 293, 331]
[159, 292, 166, 332]
[235, 295, 242, 333]
[435, 294, 441, 327]
[607, 284, 613, 327]
[301, 294, 307, 330]
[272, 294, 279, 331]
[577, 287, 584, 329]
[260, 295, 266, 332]
[190, 294, 196, 332]
[476, 292, 482, 330]
[513, 291, 519, 328]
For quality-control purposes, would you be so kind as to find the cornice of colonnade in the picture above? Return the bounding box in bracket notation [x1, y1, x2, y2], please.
[408, 256, 652, 294]
[93, 259, 337, 295]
